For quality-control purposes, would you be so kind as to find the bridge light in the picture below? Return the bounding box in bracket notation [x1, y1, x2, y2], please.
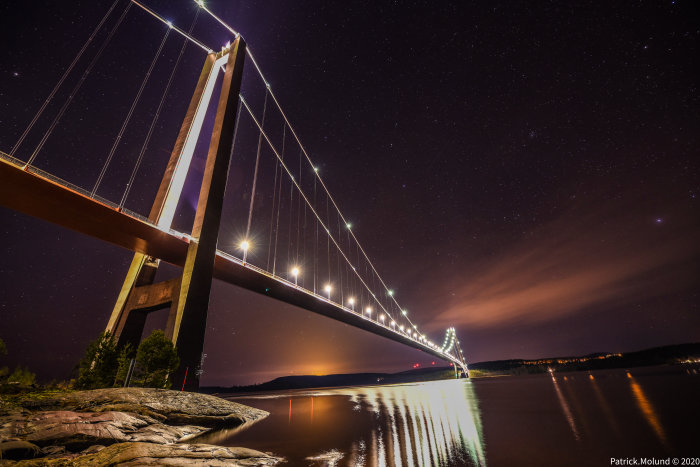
[380, 314, 385, 322]
[388, 289, 394, 296]
[390, 321, 396, 327]
[402, 309, 407, 316]
[399, 325, 404, 332]
[324, 284, 332, 299]
[240, 240, 250, 263]
[346, 222, 352, 229]
[167, 20, 173, 28]
[313, 167, 319, 173]
[365, 306, 372, 317]
[347, 297, 355, 310]
[291, 267, 300, 286]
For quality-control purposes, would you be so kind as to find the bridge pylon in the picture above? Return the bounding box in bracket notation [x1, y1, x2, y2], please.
[104, 37, 246, 391]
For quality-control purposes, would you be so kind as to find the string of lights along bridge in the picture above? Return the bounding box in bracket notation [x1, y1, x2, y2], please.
[2, 0, 468, 381]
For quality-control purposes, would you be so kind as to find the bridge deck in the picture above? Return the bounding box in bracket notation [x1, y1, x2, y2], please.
[0, 153, 463, 369]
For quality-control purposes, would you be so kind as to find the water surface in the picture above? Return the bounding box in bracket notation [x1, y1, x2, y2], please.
[198, 365, 700, 466]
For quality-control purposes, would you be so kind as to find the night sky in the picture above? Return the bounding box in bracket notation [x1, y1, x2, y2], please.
[0, 1, 698, 386]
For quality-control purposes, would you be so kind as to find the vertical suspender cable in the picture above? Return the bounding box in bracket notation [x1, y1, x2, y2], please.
[313, 173, 318, 293]
[295, 149, 302, 265]
[326, 195, 331, 285]
[286, 169, 294, 272]
[11, 0, 121, 158]
[245, 89, 268, 241]
[271, 124, 285, 275]
[25, 2, 133, 169]
[266, 153, 280, 270]
[337, 212, 343, 305]
[93, 26, 171, 196]
[302, 200, 308, 288]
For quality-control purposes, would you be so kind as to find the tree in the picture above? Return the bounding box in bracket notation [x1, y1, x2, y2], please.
[76, 332, 120, 389]
[134, 330, 179, 389]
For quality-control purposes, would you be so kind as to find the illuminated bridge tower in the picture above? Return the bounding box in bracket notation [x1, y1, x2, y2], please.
[104, 38, 245, 391]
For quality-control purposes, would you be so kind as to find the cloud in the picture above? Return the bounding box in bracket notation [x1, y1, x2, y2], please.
[430, 188, 699, 330]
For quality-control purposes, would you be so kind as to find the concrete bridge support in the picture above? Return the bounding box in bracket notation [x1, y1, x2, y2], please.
[105, 37, 246, 391]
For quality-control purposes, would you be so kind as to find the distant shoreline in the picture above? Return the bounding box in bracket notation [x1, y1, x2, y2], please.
[203, 342, 700, 394]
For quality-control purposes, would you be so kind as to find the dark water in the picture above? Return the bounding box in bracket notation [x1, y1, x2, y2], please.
[196, 365, 700, 466]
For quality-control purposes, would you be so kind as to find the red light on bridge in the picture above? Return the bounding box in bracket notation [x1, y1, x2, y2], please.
[431, 361, 435, 365]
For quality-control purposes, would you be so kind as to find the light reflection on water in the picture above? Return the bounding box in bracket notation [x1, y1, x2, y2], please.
[550, 374, 580, 440]
[205, 379, 486, 466]
[626, 372, 668, 446]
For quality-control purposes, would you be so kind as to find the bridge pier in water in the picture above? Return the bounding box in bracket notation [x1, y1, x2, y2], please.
[104, 38, 246, 391]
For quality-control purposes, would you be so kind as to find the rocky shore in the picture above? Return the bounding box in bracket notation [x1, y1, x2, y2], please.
[0, 388, 282, 465]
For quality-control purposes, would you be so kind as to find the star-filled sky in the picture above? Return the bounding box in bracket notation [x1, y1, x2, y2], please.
[0, 1, 698, 386]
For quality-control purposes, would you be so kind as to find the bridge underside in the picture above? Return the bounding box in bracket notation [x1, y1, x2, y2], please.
[0, 155, 462, 368]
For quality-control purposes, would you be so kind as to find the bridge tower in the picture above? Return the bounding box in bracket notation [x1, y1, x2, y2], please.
[104, 37, 246, 391]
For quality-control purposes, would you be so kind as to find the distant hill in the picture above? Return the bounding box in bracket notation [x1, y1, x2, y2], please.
[202, 366, 456, 394]
[202, 342, 700, 393]
[468, 342, 700, 376]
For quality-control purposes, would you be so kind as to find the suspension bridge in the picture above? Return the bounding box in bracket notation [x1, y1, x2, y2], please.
[0, 0, 468, 390]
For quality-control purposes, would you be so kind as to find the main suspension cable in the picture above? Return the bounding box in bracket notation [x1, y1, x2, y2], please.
[195, 0, 436, 336]
[192, 0, 409, 324]
[243, 46, 417, 329]
[129, 0, 212, 53]
[240, 96, 396, 322]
